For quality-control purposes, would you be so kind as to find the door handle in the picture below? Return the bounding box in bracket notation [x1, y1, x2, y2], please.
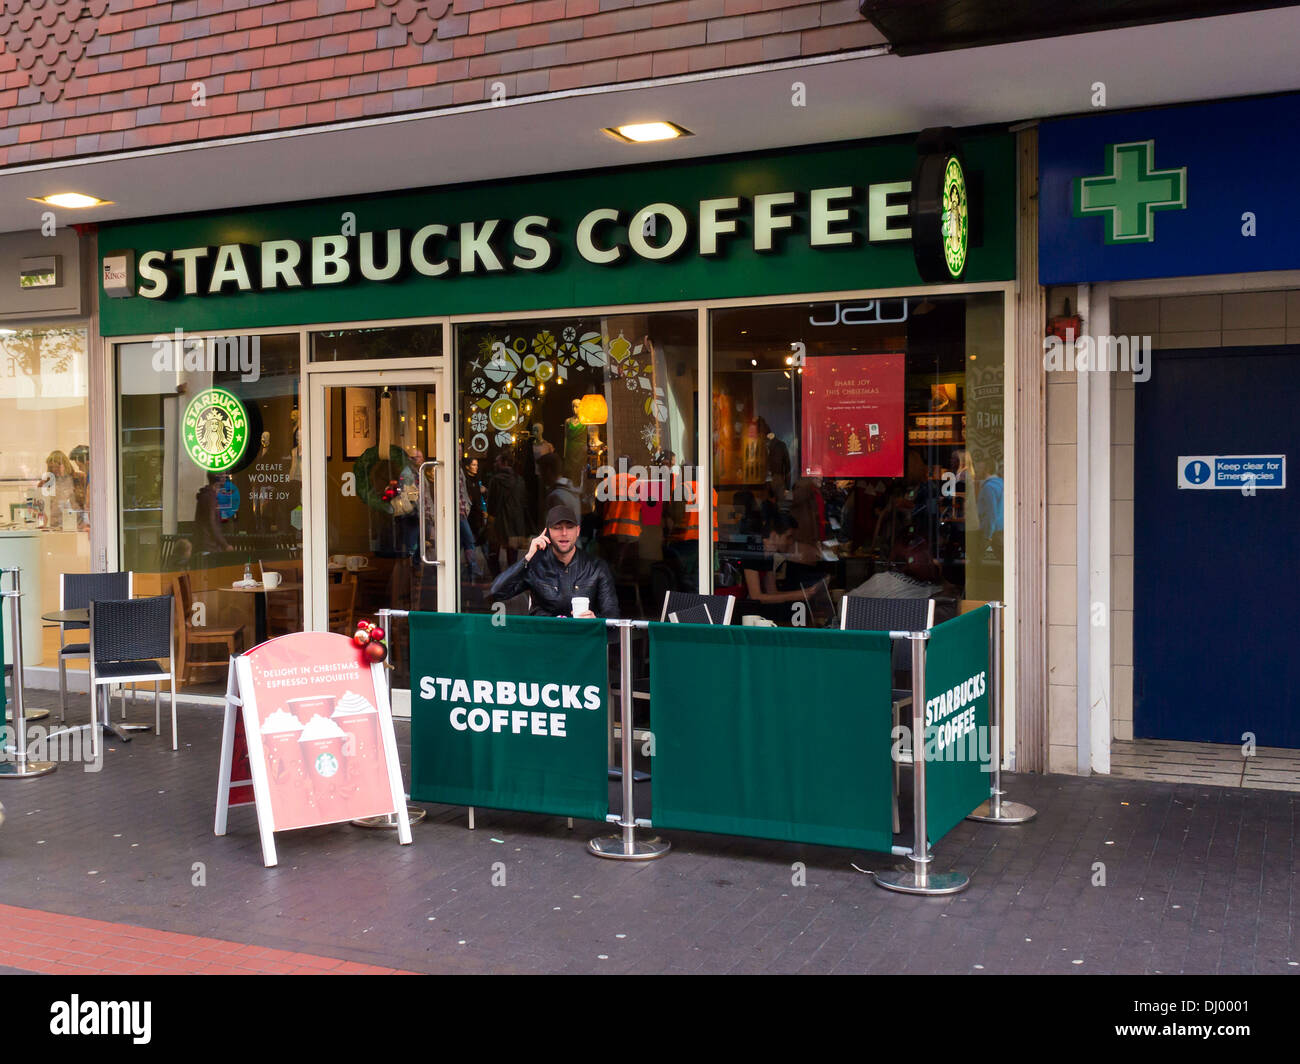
[418, 460, 442, 567]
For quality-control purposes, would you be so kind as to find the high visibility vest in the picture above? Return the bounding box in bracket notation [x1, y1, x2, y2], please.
[603, 473, 641, 537]
[670, 480, 718, 543]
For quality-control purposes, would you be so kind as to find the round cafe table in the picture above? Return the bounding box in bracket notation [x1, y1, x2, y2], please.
[222, 581, 303, 645]
[41, 608, 150, 741]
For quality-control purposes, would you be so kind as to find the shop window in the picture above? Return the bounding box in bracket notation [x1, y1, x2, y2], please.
[310, 324, 442, 363]
[117, 333, 302, 695]
[0, 324, 91, 669]
[455, 312, 698, 620]
[710, 295, 1005, 627]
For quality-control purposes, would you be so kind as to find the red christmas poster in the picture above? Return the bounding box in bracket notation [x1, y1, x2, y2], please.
[801, 354, 905, 478]
[240, 632, 400, 831]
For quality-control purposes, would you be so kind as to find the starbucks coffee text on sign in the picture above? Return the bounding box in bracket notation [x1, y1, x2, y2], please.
[419, 676, 602, 737]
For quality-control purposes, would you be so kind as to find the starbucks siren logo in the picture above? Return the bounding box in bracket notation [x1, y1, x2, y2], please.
[941, 155, 968, 279]
[183, 387, 250, 472]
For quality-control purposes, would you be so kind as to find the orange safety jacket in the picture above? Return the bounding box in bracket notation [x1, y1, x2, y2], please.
[602, 473, 641, 537]
[670, 480, 718, 542]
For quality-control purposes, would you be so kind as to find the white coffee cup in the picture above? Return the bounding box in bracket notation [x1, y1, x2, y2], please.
[346, 555, 369, 571]
[330, 554, 347, 566]
[571, 596, 590, 616]
[262, 571, 282, 589]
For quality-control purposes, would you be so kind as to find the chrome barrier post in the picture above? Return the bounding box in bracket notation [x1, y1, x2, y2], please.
[875, 630, 967, 895]
[967, 601, 1036, 824]
[350, 608, 428, 829]
[589, 619, 669, 860]
[0, 569, 56, 779]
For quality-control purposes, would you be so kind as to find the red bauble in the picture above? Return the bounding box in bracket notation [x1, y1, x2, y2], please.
[370, 627, 385, 642]
[364, 641, 387, 662]
[354, 630, 370, 647]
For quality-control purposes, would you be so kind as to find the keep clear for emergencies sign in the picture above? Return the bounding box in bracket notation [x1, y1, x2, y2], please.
[1178, 455, 1286, 490]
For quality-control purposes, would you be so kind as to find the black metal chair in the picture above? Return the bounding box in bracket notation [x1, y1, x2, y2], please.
[659, 590, 736, 625]
[58, 572, 132, 723]
[500, 590, 532, 616]
[88, 596, 177, 757]
[840, 595, 935, 833]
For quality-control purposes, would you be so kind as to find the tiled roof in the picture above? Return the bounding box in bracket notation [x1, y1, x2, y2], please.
[0, 0, 885, 167]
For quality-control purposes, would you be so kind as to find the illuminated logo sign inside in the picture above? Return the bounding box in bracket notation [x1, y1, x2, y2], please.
[182, 387, 249, 472]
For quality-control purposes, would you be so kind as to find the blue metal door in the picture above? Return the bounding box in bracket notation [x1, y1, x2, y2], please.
[1134, 345, 1300, 747]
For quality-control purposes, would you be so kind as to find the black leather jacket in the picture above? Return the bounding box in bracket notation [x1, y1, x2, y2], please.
[490, 548, 620, 618]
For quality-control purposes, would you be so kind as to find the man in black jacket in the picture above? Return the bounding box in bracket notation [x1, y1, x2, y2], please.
[489, 505, 620, 618]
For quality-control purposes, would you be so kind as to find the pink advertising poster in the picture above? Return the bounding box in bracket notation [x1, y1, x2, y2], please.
[800, 354, 906, 478]
[238, 632, 400, 832]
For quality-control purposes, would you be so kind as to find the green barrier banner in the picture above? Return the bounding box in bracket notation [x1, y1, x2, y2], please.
[409, 612, 609, 821]
[649, 623, 895, 853]
[922, 606, 993, 843]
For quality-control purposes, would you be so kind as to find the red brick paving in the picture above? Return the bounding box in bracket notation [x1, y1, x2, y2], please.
[0, 904, 411, 976]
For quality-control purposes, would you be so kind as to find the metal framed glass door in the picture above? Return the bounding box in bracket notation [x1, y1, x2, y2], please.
[306, 369, 450, 710]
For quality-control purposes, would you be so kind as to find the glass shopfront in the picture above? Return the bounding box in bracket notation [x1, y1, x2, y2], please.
[311, 325, 445, 693]
[710, 294, 1004, 626]
[116, 333, 302, 694]
[455, 310, 698, 619]
[108, 291, 1007, 703]
[0, 323, 92, 669]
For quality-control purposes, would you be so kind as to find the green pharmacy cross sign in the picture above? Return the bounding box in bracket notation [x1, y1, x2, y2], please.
[182, 387, 250, 472]
[1073, 140, 1187, 244]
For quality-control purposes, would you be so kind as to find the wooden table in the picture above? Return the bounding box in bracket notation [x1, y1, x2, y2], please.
[222, 582, 303, 645]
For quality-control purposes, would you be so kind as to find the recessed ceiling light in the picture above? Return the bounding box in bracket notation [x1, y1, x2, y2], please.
[29, 193, 113, 209]
[602, 122, 693, 144]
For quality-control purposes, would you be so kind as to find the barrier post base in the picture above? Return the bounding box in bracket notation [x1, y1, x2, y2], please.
[588, 835, 671, 861]
[0, 757, 57, 779]
[352, 805, 427, 829]
[874, 856, 969, 896]
[966, 798, 1037, 824]
[5, 709, 49, 723]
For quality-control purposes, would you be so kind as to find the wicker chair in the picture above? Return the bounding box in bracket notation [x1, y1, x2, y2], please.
[58, 572, 132, 723]
[88, 596, 177, 755]
[659, 590, 736, 625]
[840, 595, 935, 833]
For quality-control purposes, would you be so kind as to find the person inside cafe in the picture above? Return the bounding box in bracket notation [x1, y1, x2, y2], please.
[43, 449, 80, 529]
[193, 472, 233, 553]
[880, 448, 943, 583]
[489, 504, 619, 618]
[736, 513, 812, 624]
[486, 451, 530, 572]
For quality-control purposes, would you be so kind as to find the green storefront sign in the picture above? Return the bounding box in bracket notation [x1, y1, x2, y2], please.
[409, 613, 609, 821]
[98, 133, 1016, 336]
[922, 606, 993, 843]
